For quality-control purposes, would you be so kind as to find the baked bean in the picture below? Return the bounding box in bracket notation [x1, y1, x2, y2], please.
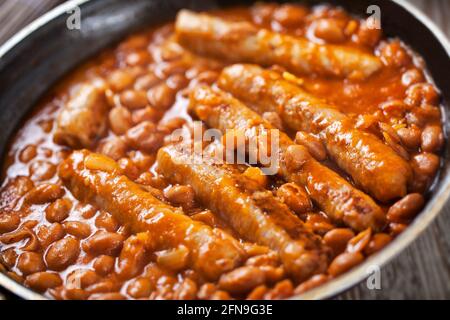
[19, 145, 37, 163]
[402, 68, 424, 87]
[305, 213, 334, 235]
[82, 231, 124, 256]
[328, 251, 364, 277]
[95, 211, 120, 232]
[242, 167, 268, 189]
[262, 111, 283, 130]
[276, 182, 312, 215]
[120, 90, 148, 109]
[355, 20, 381, 47]
[63, 221, 92, 239]
[346, 228, 371, 254]
[218, 266, 266, 294]
[195, 70, 219, 85]
[251, 2, 276, 24]
[66, 269, 100, 289]
[85, 279, 120, 294]
[25, 272, 62, 292]
[80, 204, 97, 219]
[380, 40, 411, 67]
[379, 100, 408, 119]
[84, 153, 119, 173]
[61, 288, 89, 300]
[25, 183, 65, 205]
[210, 290, 232, 300]
[156, 245, 190, 272]
[164, 185, 195, 209]
[421, 125, 444, 152]
[406, 105, 441, 128]
[311, 18, 347, 43]
[397, 126, 421, 149]
[132, 107, 161, 124]
[45, 198, 72, 223]
[108, 69, 134, 92]
[245, 252, 280, 267]
[98, 137, 128, 161]
[17, 252, 45, 275]
[134, 73, 160, 91]
[166, 74, 188, 90]
[45, 237, 80, 271]
[174, 278, 198, 300]
[273, 4, 308, 28]
[125, 50, 151, 67]
[119, 34, 148, 51]
[260, 266, 285, 284]
[160, 117, 187, 133]
[93, 255, 115, 276]
[412, 152, 440, 177]
[247, 285, 269, 300]
[405, 83, 439, 107]
[3, 176, 34, 205]
[197, 283, 217, 299]
[0, 212, 20, 234]
[127, 277, 153, 299]
[29, 160, 56, 181]
[147, 83, 176, 110]
[0, 227, 39, 251]
[109, 106, 133, 135]
[125, 121, 165, 153]
[117, 158, 140, 181]
[285, 145, 309, 171]
[294, 274, 330, 294]
[388, 222, 408, 236]
[116, 233, 149, 280]
[323, 228, 355, 256]
[129, 150, 156, 172]
[364, 233, 392, 256]
[264, 279, 294, 300]
[89, 292, 125, 300]
[191, 210, 220, 228]
[387, 193, 424, 223]
[160, 60, 189, 77]
[0, 248, 18, 269]
[37, 223, 65, 248]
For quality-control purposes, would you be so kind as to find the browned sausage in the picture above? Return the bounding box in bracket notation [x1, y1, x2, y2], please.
[175, 10, 382, 79]
[54, 84, 109, 148]
[218, 64, 412, 202]
[157, 144, 329, 282]
[58, 150, 244, 280]
[190, 85, 385, 231]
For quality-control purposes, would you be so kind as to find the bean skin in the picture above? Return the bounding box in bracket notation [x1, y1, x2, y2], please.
[323, 228, 355, 256]
[82, 232, 124, 256]
[0, 212, 20, 234]
[45, 237, 80, 271]
[25, 272, 62, 292]
[218, 266, 266, 294]
[387, 193, 425, 223]
[328, 252, 364, 277]
[17, 252, 46, 276]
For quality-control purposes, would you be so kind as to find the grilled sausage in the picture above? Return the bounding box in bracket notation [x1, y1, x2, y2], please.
[175, 10, 382, 79]
[218, 64, 412, 202]
[190, 85, 386, 231]
[58, 150, 244, 280]
[157, 144, 329, 282]
[54, 84, 109, 148]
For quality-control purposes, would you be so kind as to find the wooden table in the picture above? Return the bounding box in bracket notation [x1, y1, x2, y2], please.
[0, 0, 449, 300]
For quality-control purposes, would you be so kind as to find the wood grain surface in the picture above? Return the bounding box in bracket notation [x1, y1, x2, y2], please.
[0, 0, 449, 300]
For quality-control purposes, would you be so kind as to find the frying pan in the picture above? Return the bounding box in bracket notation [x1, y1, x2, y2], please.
[0, 0, 449, 300]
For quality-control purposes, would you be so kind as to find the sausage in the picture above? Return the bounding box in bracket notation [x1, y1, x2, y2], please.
[190, 85, 385, 231]
[58, 150, 244, 280]
[218, 64, 412, 202]
[54, 84, 109, 148]
[157, 144, 329, 282]
[175, 10, 382, 79]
